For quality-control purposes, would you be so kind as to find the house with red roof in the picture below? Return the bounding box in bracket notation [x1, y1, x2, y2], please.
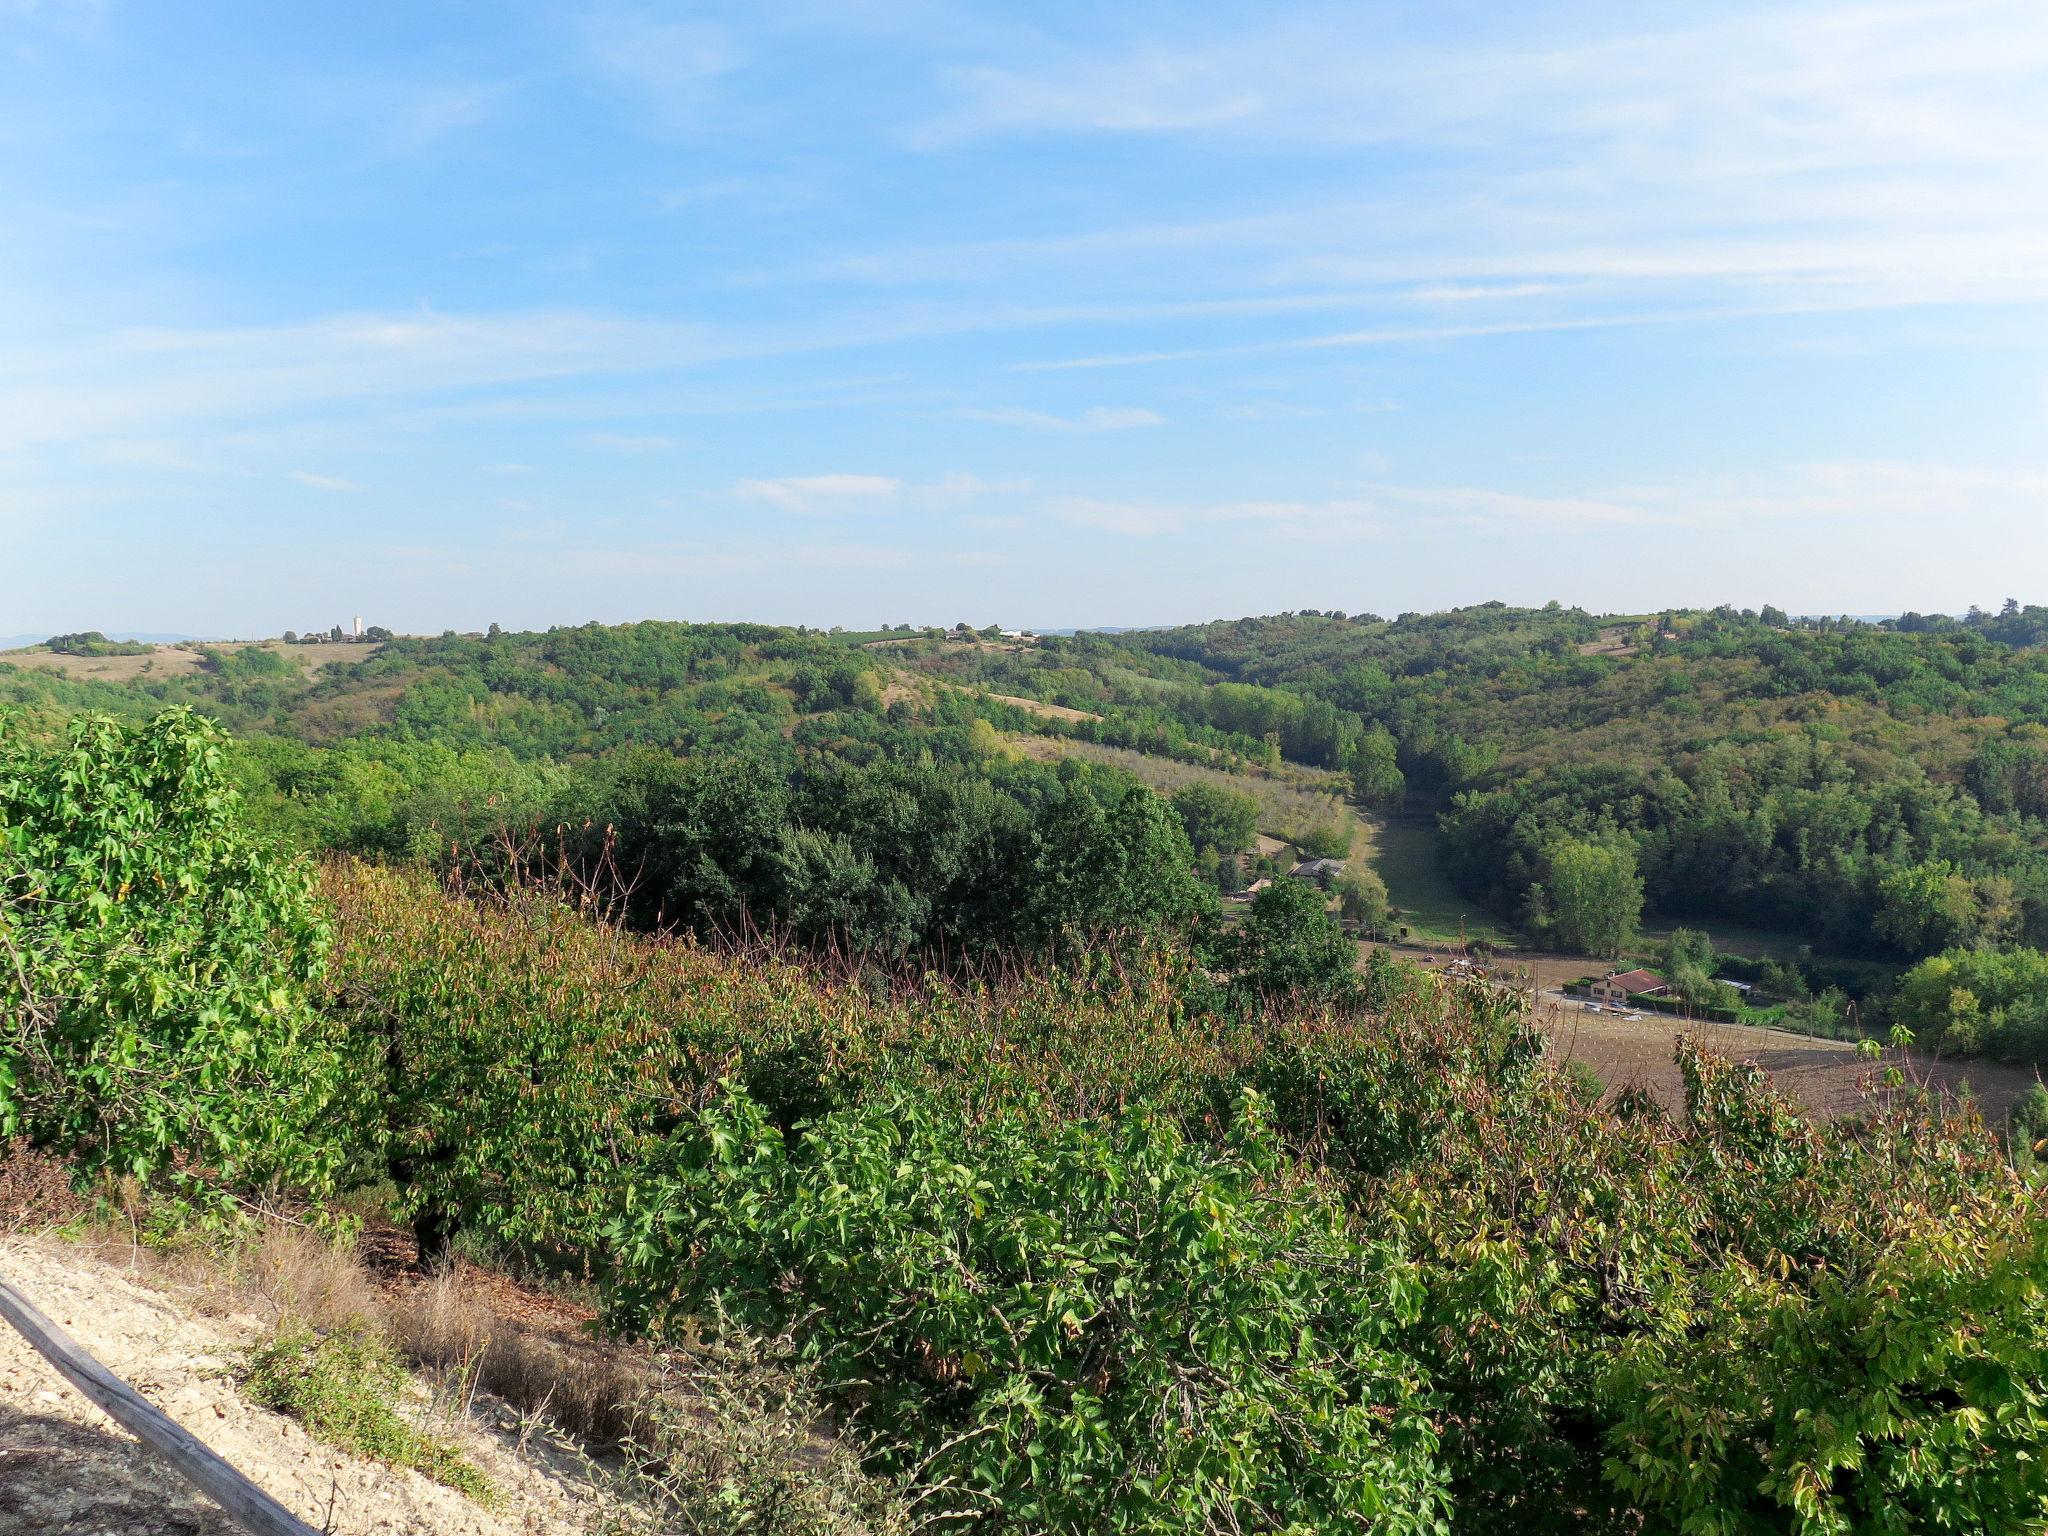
[1592, 968, 1669, 1007]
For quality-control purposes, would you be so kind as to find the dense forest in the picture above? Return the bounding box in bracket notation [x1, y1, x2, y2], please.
[895, 602, 2048, 1061]
[6, 707, 2048, 1533]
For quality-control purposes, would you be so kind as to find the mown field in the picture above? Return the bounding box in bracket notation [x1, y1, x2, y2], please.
[1363, 812, 1521, 944]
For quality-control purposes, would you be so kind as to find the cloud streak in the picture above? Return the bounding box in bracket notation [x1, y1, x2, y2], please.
[290, 470, 365, 493]
[734, 473, 902, 513]
[956, 405, 1164, 432]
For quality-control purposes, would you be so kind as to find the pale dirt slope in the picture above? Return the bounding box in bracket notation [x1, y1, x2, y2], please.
[0, 1236, 605, 1535]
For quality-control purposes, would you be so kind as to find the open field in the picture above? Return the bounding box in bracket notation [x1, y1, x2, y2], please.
[986, 691, 1100, 723]
[1364, 813, 1521, 944]
[1533, 993, 2040, 1124]
[1360, 938, 2041, 1122]
[0, 640, 381, 682]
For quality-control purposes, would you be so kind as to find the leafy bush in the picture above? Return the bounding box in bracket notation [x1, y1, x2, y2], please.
[607, 1087, 1449, 1535]
[244, 1320, 495, 1502]
[0, 711, 345, 1202]
[43, 631, 151, 657]
[1219, 876, 1359, 1002]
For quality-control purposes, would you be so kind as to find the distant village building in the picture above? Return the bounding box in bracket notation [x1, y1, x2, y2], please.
[1592, 968, 1669, 1007]
[1289, 857, 1347, 884]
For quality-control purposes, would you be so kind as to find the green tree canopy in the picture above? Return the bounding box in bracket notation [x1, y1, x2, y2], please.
[1223, 876, 1356, 1000]
[1527, 837, 1643, 957]
[1170, 781, 1260, 855]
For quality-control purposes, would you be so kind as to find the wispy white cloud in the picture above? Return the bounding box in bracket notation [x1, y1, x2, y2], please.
[0, 310, 715, 454]
[1052, 497, 1185, 536]
[1050, 461, 2048, 542]
[890, 1, 2048, 334]
[730, 470, 1015, 515]
[290, 470, 364, 493]
[577, 8, 744, 128]
[956, 405, 1164, 432]
[1052, 494, 1385, 538]
[1222, 398, 1399, 422]
[734, 473, 902, 513]
[589, 431, 674, 452]
[385, 80, 510, 151]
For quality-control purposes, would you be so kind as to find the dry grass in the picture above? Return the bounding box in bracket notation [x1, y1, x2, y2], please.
[42, 1214, 658, 1459]
[385, 1266, 652, 1450]
[0, 1141, 86, 1232]
[983, 691, 1100, 723]
[0, 639, 381, 683]
[0, 645, 209, 681]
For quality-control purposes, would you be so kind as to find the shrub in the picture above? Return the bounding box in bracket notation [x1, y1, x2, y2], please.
[0, 711, 345, 1205]
[607, 1087, 1450, 1535]
[605, 1317, 918, 1536]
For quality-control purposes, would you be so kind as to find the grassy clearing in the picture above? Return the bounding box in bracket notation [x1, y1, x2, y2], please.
[0, 639, 381, 683]
[1365, 813, 1520, 945]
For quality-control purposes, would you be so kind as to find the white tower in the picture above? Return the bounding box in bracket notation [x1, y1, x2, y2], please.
[352, 615, 363, 639]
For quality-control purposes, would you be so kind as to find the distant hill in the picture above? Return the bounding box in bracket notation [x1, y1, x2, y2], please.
[0, 631, 210, 651]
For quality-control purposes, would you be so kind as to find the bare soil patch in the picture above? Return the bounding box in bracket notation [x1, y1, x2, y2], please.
[1361, 942, 2039, 1122]
[1575, 627, 1639, 658]
[984, 692, 1100, 723]
[1536, 997, 2038, 1123]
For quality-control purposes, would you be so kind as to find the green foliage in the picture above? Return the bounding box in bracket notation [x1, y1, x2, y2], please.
[1522, 837, 1642, 957]
[607, 1087, 1450, 1535]
[199, 644, 298, 681]
[198, 854, 2048, 1533]
[1660, 927, 1739, 1008]
[1350, 722, 1405, 808]
[1169, 780, 1259, 854]
[244, 1321, 494, 1501]
[44, 631, 153, 657]
[1874, 859, 1985, 954]
[1894, 945, 2048, 1062]
[1222, 876, 1358, 1001]
[0, 711, 345, 1200]
[1336, 864, 1391, 930]
[15, 680, 2048, 1531]
[1604, 1233, 2048, 1534]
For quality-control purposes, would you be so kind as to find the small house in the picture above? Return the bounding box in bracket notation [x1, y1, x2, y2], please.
[1592, 968, 1668, 1007]
[1289, 857, 1347, 885]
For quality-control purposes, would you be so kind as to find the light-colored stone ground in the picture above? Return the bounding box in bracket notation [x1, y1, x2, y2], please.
[0, 1236, 608, 1536]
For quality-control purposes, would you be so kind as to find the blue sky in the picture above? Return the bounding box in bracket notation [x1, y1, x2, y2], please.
[3, 0, 2045, 636]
